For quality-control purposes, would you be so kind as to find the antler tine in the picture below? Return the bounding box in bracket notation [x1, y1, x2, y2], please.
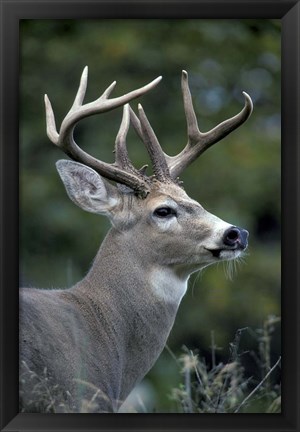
[71, 65, 89, 109]
[45, 68, 163, 197]
[167, 70, 253, 179]
[128, 105, 143, 141]
[115, 104, 140, 175]
[129, 104, 171, 181]
[137, 104, 171, 182]
[115, 104, 131, 168]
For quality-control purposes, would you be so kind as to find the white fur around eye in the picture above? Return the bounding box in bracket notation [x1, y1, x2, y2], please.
[151, 200, 178, 231]
[154, 217, 177, 231]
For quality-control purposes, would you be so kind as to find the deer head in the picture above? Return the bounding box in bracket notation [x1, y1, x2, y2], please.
[45, 67, 252, 276]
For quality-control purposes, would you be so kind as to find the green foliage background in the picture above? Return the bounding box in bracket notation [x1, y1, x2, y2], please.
[20, 19, 281, 411]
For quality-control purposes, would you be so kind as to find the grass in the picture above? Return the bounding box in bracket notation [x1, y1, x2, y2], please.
[19, 362, 113, 413]
[19, 316, 281, 413]
[169, 316, 281, 413]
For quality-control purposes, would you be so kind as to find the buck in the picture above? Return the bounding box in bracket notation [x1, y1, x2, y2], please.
[20, 67, 253, 413]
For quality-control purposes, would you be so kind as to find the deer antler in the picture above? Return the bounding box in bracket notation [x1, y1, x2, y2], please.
[128, 105, 173, 184]
[45, 67, 162, 197]
[46, 68, 253, 197]
[129, 70, 253, 182]
[167, 70, 253, 179]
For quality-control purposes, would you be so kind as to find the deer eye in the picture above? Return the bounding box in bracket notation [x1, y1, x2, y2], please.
[154, 207, 177, 218]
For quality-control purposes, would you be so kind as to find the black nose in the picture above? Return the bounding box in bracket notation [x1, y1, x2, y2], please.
[223, 226, 249, 249]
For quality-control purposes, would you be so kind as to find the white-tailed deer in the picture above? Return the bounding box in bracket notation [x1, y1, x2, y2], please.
[20, 68, 253, 413]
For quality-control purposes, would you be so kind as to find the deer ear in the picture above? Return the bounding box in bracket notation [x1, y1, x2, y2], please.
[56, 160, 121, 215]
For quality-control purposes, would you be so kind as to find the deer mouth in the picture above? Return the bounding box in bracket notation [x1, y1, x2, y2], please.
[208, 248, 224, 258]
[205, 245, 246, 259]
[205, 247, 231, 259]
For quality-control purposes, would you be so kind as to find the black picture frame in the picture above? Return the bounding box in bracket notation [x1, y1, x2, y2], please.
[0, 1, 299, 431]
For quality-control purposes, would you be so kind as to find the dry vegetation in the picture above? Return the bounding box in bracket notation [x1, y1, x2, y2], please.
[170, 316, 281, 413]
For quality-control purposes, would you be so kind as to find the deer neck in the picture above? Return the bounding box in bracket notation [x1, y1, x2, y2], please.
[85, 228, 189, 309]
[75, 228, 189, 404]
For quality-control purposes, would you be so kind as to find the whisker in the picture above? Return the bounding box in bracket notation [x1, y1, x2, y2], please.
[223, 252, 248, 280]
[190, 269, 203, 296]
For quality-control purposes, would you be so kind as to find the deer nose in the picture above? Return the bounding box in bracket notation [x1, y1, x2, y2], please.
[223, 226, 249, 249]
